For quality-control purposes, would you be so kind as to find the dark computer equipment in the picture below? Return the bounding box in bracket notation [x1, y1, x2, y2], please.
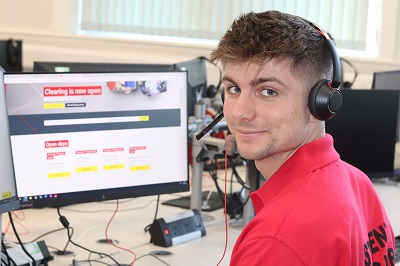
[33, 61, 175, 73]
[175, 57, 209, 117]
[0, 68, 20, 214]
[372, 70, 400, 89]
[325, 89, 399, 179]
[0, 39, 23, 72]
[5, 70, 189, 209]
[339, 57, 358, 89]
[371, 70, 400, 140]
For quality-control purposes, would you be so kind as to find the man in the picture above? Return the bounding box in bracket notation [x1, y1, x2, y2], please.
[209, 11, 395, 265]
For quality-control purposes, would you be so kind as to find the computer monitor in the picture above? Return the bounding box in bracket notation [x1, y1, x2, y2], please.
[0, 39, 23, 73]
[33, 61, 175, 73]
[5, 70, 189, 209]
[371, 70, 400, 140]
[325, 89, 399, 179]
[175, 57, 208, 117]
[372, 70, 400, 89]
[0, 68, 19, 214]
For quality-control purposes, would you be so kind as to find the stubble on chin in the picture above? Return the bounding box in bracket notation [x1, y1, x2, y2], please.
[235, 137, 276, 161]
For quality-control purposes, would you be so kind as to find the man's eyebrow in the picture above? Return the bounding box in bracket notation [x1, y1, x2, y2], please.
[250, 77, 286, 87]
[221, 75, 236, 84]
[222, 75, 287, 88]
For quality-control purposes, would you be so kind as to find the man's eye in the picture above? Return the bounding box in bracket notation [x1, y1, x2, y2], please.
[261, 89, 277, 97]
[227, 86, 241, 94]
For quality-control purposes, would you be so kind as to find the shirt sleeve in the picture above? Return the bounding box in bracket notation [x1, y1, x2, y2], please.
[230, 237, 307, 266]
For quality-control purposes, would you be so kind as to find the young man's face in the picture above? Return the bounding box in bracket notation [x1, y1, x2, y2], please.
[222, 59, 316, 162]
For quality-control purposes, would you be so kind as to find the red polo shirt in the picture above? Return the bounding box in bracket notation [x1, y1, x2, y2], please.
[231, 134, 395, 266]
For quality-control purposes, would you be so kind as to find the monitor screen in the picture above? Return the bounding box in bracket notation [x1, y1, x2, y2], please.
[5, 71, 189, 209]
[0, 68, 20, 214]
[325, 89, 399, 179]
[372, 70, 400, 89]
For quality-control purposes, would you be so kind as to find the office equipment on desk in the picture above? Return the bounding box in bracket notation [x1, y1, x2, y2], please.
[325, 89, 399, 179]
[4, 240, 53, 265]
[33, 61, 176, 73]
[372, 69, 400, 140]
[339, 57, 358, 90]
[162, 190, 224, 212]
[4, 70, 189, 209]
[175, 57, 210, 117]
[0, 67, 20, 264]
[372, 70, 400, 89]
[0, 39, 22, 72]
[0, 68, 19, 215]
[149, 209, 206, 247]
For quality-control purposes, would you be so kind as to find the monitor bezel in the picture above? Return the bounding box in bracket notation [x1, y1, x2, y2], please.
[0, 68, 20, 213]
[5, 70, 190, 209]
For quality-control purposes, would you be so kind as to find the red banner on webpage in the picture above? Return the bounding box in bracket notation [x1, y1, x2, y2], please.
[43, 86, 102, 96]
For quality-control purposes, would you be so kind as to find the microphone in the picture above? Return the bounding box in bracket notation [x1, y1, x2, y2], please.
[195, 112, 224, 140]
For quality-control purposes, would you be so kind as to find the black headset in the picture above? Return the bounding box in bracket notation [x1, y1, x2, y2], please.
[307, 23, 343, 121]
[340, 57, 358, 89]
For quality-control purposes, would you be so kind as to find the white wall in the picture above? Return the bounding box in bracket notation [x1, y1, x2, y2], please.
[1, 0, 400, 88]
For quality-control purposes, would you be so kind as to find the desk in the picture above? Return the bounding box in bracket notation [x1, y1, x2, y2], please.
[2, 180, 400, 266]
[1, 191, 242, 266]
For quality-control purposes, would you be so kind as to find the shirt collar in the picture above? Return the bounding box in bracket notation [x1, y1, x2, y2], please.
[250, 134, 340, 213]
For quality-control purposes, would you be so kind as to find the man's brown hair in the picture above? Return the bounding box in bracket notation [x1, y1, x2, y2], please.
[210, 10, 334, 89]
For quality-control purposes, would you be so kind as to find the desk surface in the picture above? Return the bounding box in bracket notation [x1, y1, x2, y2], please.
[2, 180, 400, 266]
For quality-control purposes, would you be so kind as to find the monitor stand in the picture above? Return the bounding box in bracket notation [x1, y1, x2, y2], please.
[162, 190, 224, 212]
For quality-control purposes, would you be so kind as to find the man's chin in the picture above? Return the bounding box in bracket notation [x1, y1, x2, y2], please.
[237, 149, 259, 161]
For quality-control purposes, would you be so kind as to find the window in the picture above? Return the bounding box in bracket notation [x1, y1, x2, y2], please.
[79, 0, 381, 53]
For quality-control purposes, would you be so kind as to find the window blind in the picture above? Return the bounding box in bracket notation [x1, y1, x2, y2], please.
[79, 0, 381, 52]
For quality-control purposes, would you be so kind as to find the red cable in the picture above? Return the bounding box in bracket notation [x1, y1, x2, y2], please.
[105, 199, 137, 265]
[216, 134, 233, 265]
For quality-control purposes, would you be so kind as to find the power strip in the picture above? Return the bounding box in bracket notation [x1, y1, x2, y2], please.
[4, 240, 53, 265]
[149, 209, 206, 247]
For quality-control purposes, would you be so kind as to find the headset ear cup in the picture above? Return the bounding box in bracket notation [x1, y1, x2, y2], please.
[206, 84, 218, 98]
[308, 79, 343, 121]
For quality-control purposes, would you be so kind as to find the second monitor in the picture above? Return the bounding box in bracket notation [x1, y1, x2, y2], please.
[325, 89, 399, 179]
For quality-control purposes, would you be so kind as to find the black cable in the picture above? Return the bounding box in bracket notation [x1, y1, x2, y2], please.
[228, 157, 250, 190]
[340, 57, 358, 88]
[5, 226, 74, 257]
[7, 212, 37, 266]
[88, 252, 113, 266]
[230, 187, 251, 219]
[135, 253, 171, 266]
[56, 207, 122, 266]
[28, 227, 74, 244]
[207, 161, 227, 202]
[2, 239, 16, 266]
[144, 194, 161, 233]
